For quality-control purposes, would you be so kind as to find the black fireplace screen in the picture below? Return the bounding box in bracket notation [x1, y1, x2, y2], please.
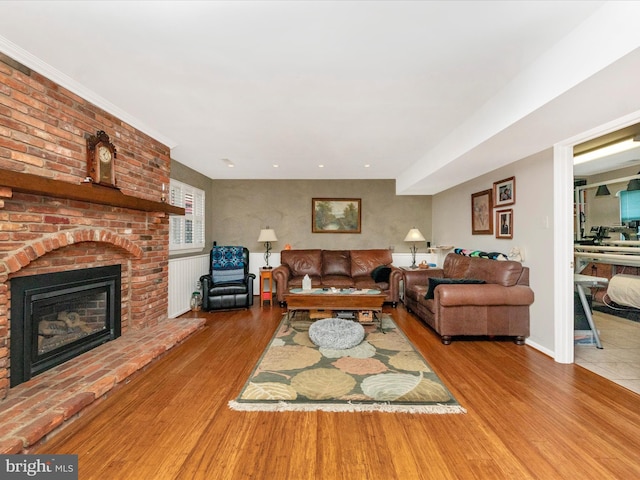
[10, 265, 121, 387]
[34, 289, 109, 356]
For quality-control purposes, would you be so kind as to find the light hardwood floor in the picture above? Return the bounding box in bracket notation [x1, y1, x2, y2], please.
[34, 304, 640, 479]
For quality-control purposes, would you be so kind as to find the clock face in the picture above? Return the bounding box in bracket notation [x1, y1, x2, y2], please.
[87, 131, 117, 187]
[98, 145, 112, 163]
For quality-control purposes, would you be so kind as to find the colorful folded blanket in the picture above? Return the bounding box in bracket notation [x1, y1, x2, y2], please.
[212, 246, 245, 283]
[454, 248, 508, 261]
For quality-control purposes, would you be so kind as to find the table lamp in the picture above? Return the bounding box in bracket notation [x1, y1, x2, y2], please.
[404, 228, 426, 269]
[258, 227, 278, 268]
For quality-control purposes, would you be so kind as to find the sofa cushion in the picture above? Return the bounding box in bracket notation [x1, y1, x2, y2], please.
[322, 250, 351, 277]
[288, 274, 322, 288]
[405, 284, 428, 303]
[353, 275, 386, 291]
[207, 283, 248, 295]
[281, 249, 322, 277]
[466, 256, 523, 286]
[425, 277, 486, 300]
[350, 249, 393, 277]
[442, 254, 471, 279]
[321, 275, 354, 288]
[371, 265, 392, 283]
[212, 269, 244, 284]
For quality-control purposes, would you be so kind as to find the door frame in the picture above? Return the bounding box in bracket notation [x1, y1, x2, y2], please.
[554, 110, 640, 363]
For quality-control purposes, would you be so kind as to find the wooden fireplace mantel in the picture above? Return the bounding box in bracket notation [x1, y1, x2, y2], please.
[0, 169, 185, 215]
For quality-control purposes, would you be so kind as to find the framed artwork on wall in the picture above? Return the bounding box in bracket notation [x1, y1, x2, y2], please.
[493, 176, 515, 207]
[312, 198, 361, 233]
[471, 189, 493, 234]
[496, 208, 513, 239]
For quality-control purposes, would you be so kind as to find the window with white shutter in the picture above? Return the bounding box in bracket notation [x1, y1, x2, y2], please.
[169, 179, 205, 253]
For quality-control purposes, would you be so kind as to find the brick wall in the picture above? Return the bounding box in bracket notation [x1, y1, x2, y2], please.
[0, 53, 172, 400]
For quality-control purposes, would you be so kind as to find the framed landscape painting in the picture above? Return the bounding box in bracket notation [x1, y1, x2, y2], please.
[471, 189, 493, 234]
[312, 198, 361, 233]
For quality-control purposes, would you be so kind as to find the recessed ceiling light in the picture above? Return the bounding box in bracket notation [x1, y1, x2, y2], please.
[222, 158, 235, 167]
[273, 164, 279, 168]
[318, 164, 324, 168]
[364, 164, 371, 168]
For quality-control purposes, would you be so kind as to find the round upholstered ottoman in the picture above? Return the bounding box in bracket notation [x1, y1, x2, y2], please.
[308, 318, 365, 349]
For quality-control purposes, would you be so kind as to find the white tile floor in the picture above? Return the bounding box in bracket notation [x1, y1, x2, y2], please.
[575, 310, 640, 395]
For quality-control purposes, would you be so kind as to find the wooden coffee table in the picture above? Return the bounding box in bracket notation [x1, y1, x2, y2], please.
[284, 288, 387, 331]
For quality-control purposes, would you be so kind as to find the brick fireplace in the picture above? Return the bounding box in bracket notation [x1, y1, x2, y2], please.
[0, 52, 180, 401]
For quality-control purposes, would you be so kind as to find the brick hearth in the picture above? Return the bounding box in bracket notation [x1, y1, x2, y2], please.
[0, 316, 205, 454]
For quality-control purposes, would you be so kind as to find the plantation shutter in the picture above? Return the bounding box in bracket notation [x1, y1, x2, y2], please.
[169, 180, 205, 253]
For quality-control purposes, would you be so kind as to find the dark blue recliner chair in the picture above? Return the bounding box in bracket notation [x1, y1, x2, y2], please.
[200, 245, 255, 311]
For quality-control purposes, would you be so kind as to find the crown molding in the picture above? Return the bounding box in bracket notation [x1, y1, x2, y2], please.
[0, 35, 178, 149]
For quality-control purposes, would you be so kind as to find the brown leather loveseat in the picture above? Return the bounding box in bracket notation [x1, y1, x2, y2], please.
[403, 253, 534, 345]
[272, 249, 402, 307]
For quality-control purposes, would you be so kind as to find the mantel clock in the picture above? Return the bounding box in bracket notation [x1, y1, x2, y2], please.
[86, 130, 117, 188]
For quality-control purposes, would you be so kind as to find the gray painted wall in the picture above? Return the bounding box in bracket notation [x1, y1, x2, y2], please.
[169, 158, 432, 257]
[210, 179, 431, 255]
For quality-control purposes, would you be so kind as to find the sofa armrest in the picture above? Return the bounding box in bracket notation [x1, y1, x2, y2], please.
[387, 266, 403, 305]
[437, 284, 534, 306]
[272, 265, 290, 302]
[403, 268, 444, 289]
[246, 273, 256, 296]
[200, 274, 212, 290]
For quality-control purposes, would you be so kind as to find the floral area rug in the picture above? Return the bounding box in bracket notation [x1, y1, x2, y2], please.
[228, 313, 465, 414]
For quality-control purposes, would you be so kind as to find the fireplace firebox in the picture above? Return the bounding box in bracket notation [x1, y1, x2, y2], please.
[10, 265, 121, 387]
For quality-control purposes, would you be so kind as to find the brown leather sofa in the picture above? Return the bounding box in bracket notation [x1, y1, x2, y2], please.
[272, 249, 402, 307]
[403, 253, 534, 344]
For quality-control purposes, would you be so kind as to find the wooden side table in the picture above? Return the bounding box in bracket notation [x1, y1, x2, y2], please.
[259, 268, 273, 307]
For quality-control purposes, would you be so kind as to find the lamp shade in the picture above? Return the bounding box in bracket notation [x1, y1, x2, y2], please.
[404, 228, 425, 242]
[595, 185, 611, 196]
[258, 228, 278, 242]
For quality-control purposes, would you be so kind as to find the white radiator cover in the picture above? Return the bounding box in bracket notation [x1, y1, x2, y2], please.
[168, 254, 209, 318]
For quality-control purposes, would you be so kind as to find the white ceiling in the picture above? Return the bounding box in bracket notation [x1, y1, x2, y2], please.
[2, 1, 640, 194]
